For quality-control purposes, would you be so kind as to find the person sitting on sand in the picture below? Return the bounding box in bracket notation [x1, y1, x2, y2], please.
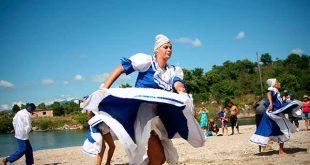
[208, 118, 219, 135]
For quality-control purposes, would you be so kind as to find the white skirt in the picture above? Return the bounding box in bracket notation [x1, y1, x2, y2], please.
[81, 88, 205, 165]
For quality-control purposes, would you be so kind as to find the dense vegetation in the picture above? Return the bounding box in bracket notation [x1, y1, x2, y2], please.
[184, 53, 310, 120]
[0, 53, 309, 133]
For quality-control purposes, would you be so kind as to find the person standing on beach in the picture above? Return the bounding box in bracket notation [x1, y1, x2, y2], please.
[252, 96, 265, 152]
[2, 103, 36, 165]
[250, 78, 302, 155]
[199, 106, 209, 138]
[218, 108, 229, 136]
[302, 95, 310, 131]
[227, 101, 240, 135]
[252, 96, 265, 128]
[282, 90, 290, 103]
[287, 94, 300, 129]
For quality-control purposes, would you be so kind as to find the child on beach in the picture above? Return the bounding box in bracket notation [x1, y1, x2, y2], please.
[218, 108, 229, 136]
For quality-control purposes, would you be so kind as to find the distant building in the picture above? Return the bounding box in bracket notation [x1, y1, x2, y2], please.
[32, 109, 53, 117]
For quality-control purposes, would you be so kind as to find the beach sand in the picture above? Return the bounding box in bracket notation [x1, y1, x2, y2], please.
[1, 121, 309, 165]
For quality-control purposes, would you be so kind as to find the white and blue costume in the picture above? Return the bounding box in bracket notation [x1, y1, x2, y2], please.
[250, 86, 302, 146]
[82, 115, 103, 157]
[81, 53, 204, 165]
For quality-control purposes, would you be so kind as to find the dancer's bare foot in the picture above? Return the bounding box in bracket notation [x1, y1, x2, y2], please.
[2, 158, 8, 165]
[279, 150, 287, 156]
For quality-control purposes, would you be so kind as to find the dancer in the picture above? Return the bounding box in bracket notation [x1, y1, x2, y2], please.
[250, 78, 302, 155]
[80, 97, 115, 165]
[81, 34, 204, 164]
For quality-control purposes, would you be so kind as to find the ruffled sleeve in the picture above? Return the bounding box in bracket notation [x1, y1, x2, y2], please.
[121, 53, 152, 75]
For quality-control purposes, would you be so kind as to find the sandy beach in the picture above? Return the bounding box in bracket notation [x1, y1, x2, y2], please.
[1, 121, 309, 165]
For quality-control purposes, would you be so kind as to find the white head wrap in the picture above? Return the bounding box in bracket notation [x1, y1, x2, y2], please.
[154, 34, 170, 53]
[266, 78, 277, 87]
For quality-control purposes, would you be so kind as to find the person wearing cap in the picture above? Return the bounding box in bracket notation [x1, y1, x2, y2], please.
[2, 103, 36, 165]
[288, 94, 300, 128]
[250, 79, 302, 155]
[302, 95, 310, 131]
[282, 90, 290, 103]
[81, 34, 204, 164]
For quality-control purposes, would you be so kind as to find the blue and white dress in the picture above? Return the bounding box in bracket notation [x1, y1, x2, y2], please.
[81, 53, 204, 165]
[250, 87, 302, 146]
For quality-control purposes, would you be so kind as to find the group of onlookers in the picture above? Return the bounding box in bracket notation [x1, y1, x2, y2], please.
[199, 100, 241, 138]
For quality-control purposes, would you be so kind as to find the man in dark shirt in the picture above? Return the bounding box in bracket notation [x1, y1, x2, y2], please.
[253, 96, 265, 127]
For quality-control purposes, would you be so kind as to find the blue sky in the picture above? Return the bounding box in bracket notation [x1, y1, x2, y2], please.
[0, 0, 309, 110]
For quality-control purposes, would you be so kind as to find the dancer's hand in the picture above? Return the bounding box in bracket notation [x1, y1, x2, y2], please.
[268, 104, 273, 112]
[174, 81, 187, 93]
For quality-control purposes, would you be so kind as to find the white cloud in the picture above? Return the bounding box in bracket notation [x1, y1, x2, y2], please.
[41, 79, 54, 85]
[63, 81, 69, 85]
[91, 73, 110, 82]
[12, 101, 26, 107]
[235, 31, 245, 40]
[0, 80, 15, 89]
[1, 104, 9, 110]
[47, 95, 76, 105]
[174, 37, 202, 47]
[291, 48, 304, 56]
[74, 74, 84, 81]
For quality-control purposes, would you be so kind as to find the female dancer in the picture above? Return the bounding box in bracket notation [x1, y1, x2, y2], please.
[250, 78, 302, 155]
[82, 34, 204, 164]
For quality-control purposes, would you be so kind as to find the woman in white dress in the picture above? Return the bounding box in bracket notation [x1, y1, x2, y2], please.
[82, 34, 204, 164]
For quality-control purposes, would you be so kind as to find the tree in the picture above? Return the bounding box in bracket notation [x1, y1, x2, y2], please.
[20, 104, 26, 109]
[119, 83, 132, 88]
[12, 104, 20, 113]
[37, 102, 46, 109]
[50, 102, 64, 116]
[210, 81, 236, 102]
[260, 53, 272, 65]
[63, 101, 80, 115]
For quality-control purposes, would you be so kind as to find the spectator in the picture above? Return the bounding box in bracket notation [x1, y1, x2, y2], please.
[2, 103, 36, 165]
[218, 108, 229, 136]
[208, 118, 219, 135]
[253, 96, 265, 127]
[302, 95, 310, 131]
[199, 106, 209, 138]
[282, 90, 290, 103]
[252, 96, 265, 152]
[227, 101, 240, 135]
[287, 94, 299, 128]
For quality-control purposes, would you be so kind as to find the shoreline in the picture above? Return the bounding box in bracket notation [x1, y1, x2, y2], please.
[1, 122, 309, 165]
